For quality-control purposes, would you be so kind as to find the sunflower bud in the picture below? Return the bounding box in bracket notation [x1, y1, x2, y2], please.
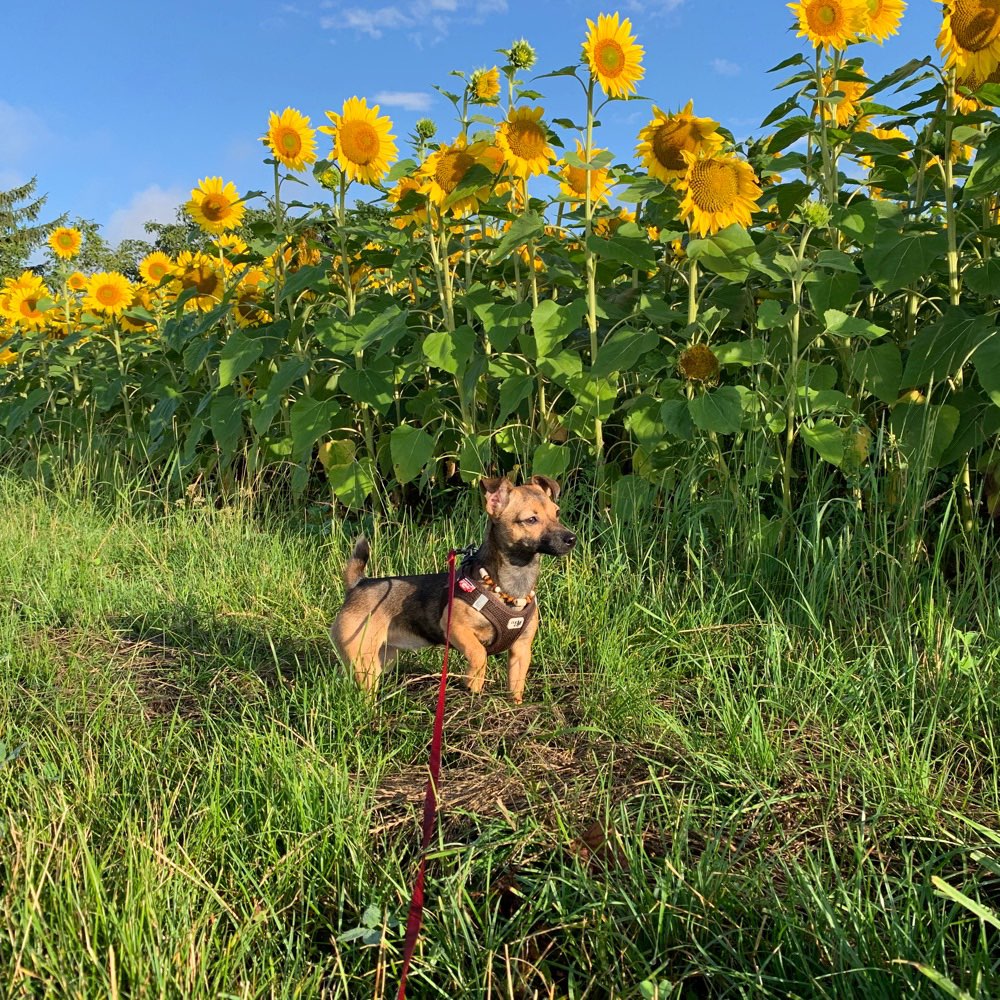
[800, 199, 833, 229]
[415, 118, 437, 141]
[508, 38, 537, 70]
[677, 344, 720, 384]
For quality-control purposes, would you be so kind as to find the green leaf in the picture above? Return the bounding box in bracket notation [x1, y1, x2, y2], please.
[390, 424, 436, 484]
[531, 298, 587, 358]
[824, 309, 890, 340]
[209, 394, 245, 459]
[611, 475, 655, 523]
[688, 386, 742, 435]
[327, 457, 376, 508]
[340, 358, 395, 414]
[965, 127, 1000, 199]
[800, 419, 845, 468]
[964, 259, 1000, 298]
[756, 299, 789, 330]
[835, 201, 880, 246]
[592, 327, 659, 378]
[901, 310, 992, 388]
[422, 325, 477, 375]
[497, 373, 534, 422]
[850, 343, 903, 403]
[625, 397, 665, 446]
[475, 300, 531, 351]
[532, 442, 571, 479]
[660, 398, 694, 440]
[586, 223, 657, 271]
[290, 397, 341, 457]
[973, 331, 1000, 407]
[277, 263, 329, 305]
[459, 434, 491, 483]
[687, 224, 759, 282]
[251, 357, 312, 435]
[714, 340, 766, 366]
[890, 402, 960, 467]
[863, 230, 948, 294]
[218, 330, 265, 388]
[491, 211, 544, 262]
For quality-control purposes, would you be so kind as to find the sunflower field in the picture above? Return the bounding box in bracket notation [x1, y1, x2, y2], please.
[2, 1, 1000, 530]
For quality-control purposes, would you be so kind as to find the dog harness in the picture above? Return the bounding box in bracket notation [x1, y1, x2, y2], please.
[452, 568, 537, 656]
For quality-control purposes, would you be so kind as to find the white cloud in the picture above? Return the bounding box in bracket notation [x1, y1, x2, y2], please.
[624, 0, 684, 14]
[322, 0, 505, 41]
[374, 90, 433, 112]
[105, 184, 185, 246]
[0, 100, 52, 164]
[321, 6, 411, 36]
[712, 58, 741, 77]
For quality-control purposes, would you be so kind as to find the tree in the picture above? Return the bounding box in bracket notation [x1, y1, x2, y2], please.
[0, 177, 64, 278]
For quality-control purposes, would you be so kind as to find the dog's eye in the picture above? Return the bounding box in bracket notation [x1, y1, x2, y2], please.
[523, 516, 539, 525]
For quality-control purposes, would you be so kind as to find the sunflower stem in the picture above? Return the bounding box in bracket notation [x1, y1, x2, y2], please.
[583, 74, 605, 489]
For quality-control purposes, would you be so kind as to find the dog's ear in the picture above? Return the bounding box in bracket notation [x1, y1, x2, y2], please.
[480, 476, 513, 516]
[530, 475, 561, 501]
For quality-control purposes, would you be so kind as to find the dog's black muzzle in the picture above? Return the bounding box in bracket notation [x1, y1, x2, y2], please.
[540, 530, 577, 556]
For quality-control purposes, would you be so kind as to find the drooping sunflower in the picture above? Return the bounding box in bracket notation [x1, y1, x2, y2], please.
[139, 251, 174, 286]
[860, 0, 906, 41]
[470, 66, 501, 104]
[186, 177, 246, 235]
[175, 251, 225, 311]
[262, 107, 318, 172]
[233, 290, 273, 329]
[636, 101, 724, 184]
[49, 226, 82, 260]
[558, 141, 613, 207]
[678, 344, 721, 384]
[789, 0, 867, 51]
[677, 151, 763, 237]
[593, 207, 636, 238]
[120, 287, 156, 334]
[818, 70, 870, 125]
[582, 13, 645, 99]
[937, 0, 1000, 82]
[419, 140, 495, 216]
[67, 271, 88, 292]
[496, 106, 555, 179]
[319, 97, 397, 186]
[83, 272, 134, 319]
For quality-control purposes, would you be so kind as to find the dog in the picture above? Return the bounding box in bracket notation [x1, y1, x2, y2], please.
[330, 475, 576, 703]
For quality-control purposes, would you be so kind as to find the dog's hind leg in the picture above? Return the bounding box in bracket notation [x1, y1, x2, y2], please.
[331, 613, 388, 693]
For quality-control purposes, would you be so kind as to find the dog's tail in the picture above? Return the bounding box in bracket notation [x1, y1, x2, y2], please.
[343, 536, 370, 590]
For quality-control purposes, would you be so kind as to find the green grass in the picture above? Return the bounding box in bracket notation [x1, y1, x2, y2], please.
[1, 471, 999, 998]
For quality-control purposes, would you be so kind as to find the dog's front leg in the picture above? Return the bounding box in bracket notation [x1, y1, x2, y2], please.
[445, 618, 490, 694]
[506, 616, 539, 704]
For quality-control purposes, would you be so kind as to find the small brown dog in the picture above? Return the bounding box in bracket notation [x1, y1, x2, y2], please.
[331, 475, 576, 702]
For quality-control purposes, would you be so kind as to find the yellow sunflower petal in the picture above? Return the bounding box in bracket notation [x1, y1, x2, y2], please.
[83, 272, 134, 319]
[582, 12, 645, 99]
[496, 106, 555, 179]
[677, 152, 763, 237]
[861, 0, 906, 42]
[262, 107, 318, 172]
[788, 0, 867, 51]
[321, 97, 397, 187]
[48, 226, 82, 260]
[186, 177, 246, 235]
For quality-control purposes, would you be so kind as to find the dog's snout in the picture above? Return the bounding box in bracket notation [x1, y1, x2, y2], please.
[562, 532, 577, 548]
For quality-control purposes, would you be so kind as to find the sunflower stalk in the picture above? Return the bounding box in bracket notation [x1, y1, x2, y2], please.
[583, 74, 605, 488]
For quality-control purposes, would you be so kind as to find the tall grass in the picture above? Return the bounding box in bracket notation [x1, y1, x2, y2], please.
[1, 461, 998, 998]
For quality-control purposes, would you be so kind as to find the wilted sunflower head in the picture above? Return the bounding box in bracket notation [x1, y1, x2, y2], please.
[678, 344, 721, 384]
[938, 0, 1000, 82]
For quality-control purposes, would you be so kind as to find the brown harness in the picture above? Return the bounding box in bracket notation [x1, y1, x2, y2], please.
[452, 568, 537, 655]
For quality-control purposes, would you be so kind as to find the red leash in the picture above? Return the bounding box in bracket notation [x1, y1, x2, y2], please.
[396, 548, 458, 999]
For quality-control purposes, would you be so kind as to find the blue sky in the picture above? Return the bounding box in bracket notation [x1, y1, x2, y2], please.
[3, 1, 943, 246]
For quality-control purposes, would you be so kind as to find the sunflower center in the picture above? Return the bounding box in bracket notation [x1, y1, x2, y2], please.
[689, 160, 740, 212]
[339, 120, 380, 165]
[19, 297, 41, 318]
[57, 233, 74, 249]
[951, 0, 1000, 52]
[96, 285, 121, 306]
[201, 195, 230, 223]
[277, 127, 302, 156]
[595, 38, 625, 77]
[507, 121, 546, 161]
[437, 150, 476, 193]
[149, 263, 168, 280]
[652, 120, 695, 172]
[806, 0, 845, 31]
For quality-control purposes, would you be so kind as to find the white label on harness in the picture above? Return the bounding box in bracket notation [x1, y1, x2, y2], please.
[508, 616, 525, 629]
[471, 594, 489, 611]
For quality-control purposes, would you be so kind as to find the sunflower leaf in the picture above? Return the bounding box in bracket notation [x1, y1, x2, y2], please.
[491, 211, 545, 262]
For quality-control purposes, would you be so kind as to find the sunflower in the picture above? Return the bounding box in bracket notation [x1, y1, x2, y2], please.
[6, 284, 51, 331]
[175, 251, 225, 310]
[0, 335, 15, 367]
[636, 101, 725, 184]
[470, 67, 501, 104]
[214, 233, 249, 257]
[496, 106, 555, 179]
[419, 140, 497, 216]
[49, 226, 82, 260]
[83, 272, 134, 318]
[262, 107, 318, 171]
[558, 141, 613, 207]
[789, 0, 867, 51]
[139, 251, 174, 286]
[860, 0, 906, 41]
[593, 207, 636, 238]
[938, 0, 1000, 82]
[120, 287, 156, 334]
[67, 271, 88, 293]
[233, 290, 272, 329]
[677, 151, 763, 237]
[319, 97, 397, 186]
[186, 177, 246, 234]
[818, 70, 870, 125]
[582, 13, 645, 99]
[678, 344, 721, 384]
